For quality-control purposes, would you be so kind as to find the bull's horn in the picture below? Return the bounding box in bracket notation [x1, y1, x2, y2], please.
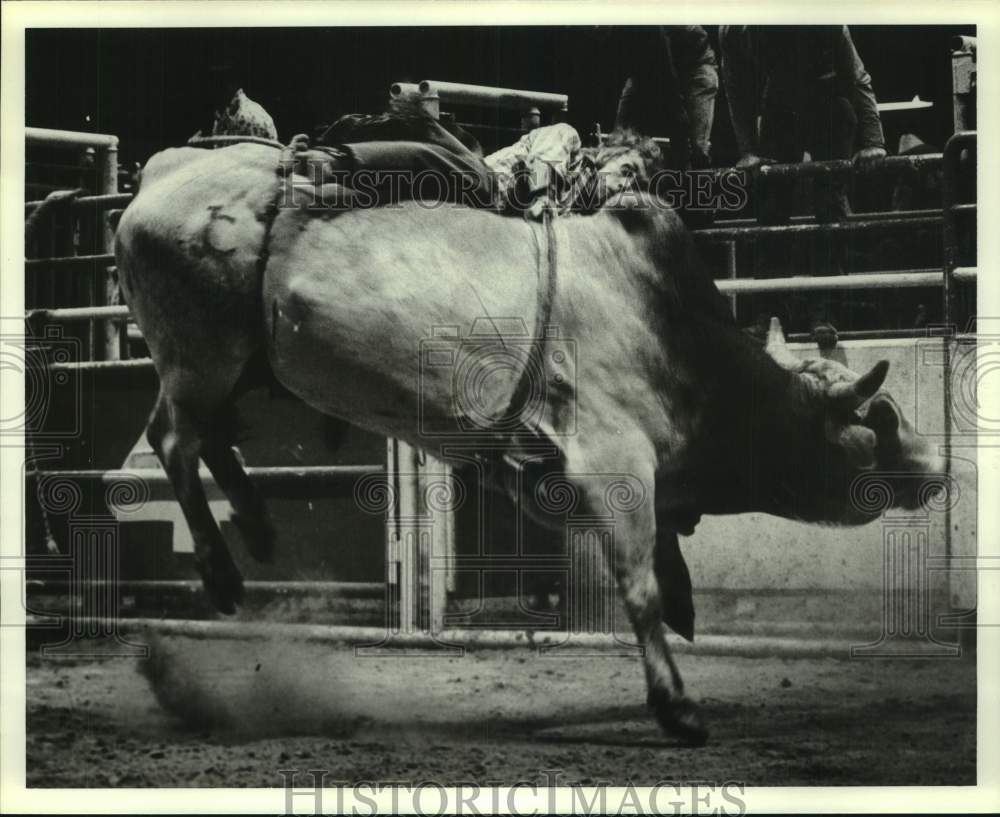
[856, 360, 890, 399]
[830, 359, 890, 407]
[764, 317, 800, 369]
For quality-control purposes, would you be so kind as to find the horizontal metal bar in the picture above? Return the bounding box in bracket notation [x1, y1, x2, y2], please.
[418, 80, 568, 112]
[31, 465, 385, 489]
[23, 615, 855, 658]
[26, 579, 384, 597]
[26, 182, 73, 193]
[26, 161, 99, 173]
[48, 358, 155, 373]
[716, 270, 943, 294]
[718, 266, 939, 286]
[696, 215, 940, 241]
[28, 305, 130, 322]
[711, 208, 943, 229]
[454, 121, 526, 134]
[786, 328, 934, 343]
[26, 127, 119, 149]
[952, 267, 977, 281]
[25, 253, 115, 269]
[24, 192, 133, 214]
[757, 152, 942, 180]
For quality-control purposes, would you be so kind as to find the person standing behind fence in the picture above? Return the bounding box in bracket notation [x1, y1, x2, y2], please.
[612, 25, 719, 171]
[720, 25, 887, 333]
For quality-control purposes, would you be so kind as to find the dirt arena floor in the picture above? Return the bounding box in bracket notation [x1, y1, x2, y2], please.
[26, 635, 975, 787]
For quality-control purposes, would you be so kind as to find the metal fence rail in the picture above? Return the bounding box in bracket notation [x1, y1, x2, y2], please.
[24, 192, 133, 214]
[26, 128, 121, 360]
[696, 214, 944, 242]
[27, 579, 384, 597]
[30, 465, 386, 498]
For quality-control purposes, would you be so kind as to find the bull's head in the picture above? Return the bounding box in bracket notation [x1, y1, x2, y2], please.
[763, 318, 947, 525]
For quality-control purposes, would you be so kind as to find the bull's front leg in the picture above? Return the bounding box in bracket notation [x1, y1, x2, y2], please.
[558, 435, 708, 746]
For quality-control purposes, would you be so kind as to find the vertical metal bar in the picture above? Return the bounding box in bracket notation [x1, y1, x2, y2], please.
[100, 141, 121, 361]
[725, 241, 738, 318]
[394, 440, 420, 633]
[940, 130, 975, 571]
[423, 453, 455, 632]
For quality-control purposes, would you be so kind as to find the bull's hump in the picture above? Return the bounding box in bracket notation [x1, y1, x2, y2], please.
[140, 143, 279, 192]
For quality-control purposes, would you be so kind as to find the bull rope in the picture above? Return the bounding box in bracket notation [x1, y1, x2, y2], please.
[503, 205, 559, 425]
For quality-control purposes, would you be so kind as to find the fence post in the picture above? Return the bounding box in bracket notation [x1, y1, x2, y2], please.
[99, 138, 121, 361]
[941, 130, 976, 578]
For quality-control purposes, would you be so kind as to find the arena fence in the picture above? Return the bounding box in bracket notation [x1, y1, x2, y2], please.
[22, 100, 977, 651]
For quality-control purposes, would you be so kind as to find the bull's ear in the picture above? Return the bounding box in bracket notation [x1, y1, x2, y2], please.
[764, 317, 800, 369]
[826, 419, 878, 469]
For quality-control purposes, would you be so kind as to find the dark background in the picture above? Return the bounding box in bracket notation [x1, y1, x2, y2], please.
[27, 25, 974, 169]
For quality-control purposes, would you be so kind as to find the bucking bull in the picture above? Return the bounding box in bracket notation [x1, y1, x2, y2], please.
[115, 134, 942, 745]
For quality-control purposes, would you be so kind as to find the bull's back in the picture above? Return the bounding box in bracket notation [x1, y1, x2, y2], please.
[115, 144, 281, 399]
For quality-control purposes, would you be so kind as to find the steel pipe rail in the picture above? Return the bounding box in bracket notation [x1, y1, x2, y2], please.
[28, 305, 130, 322]
[417, 80, 568, 112]
[22, 615, 856, 658]
[952, 266, 977, 282]
[25, 253, 115, 270]
[755, 152, 942, 180]
[27, 579, 384, 598]
[30, 465, 385, 498]
[716, 270, 945, 295]
[26, 127, 119, 149]
[48, 358, 154, 373]
[712, 208, 949, 229]
[941, 130, 976, 565]
[25, 192, 133, 214]
[943, 130, 977, 326]
[696, 215, 941, 242]
[786, 328, 935, 343]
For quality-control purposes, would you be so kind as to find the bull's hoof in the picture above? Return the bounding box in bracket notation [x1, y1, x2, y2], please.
[197, 548, 245, 615]
[232, 512, 276, 564]
[648, 689, 709, 746]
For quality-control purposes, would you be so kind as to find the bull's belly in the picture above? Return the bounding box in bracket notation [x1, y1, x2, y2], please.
[261, 204, 541, 448]
[265, 277, 533, 450]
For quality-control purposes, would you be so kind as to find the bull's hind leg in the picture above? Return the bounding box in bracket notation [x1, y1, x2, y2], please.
[200, 434, 276, 564]
[560, 435, 708, 745]
[146, 391, 245, 613]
